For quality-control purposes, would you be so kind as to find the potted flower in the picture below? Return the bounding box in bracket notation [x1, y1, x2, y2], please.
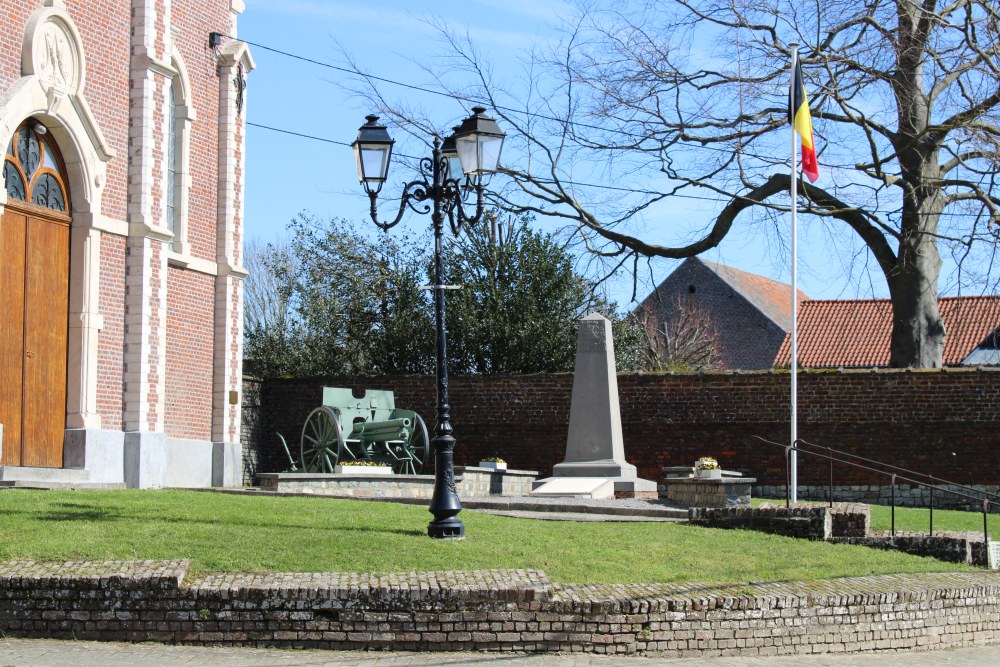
[334, 460, 393, 475]
[479, 456, 507, 471]
[695, 457, 722, 479]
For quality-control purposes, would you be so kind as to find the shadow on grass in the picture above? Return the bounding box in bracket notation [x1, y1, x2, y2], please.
[6, 501, 427, 538]
[27, 502, 124, 523]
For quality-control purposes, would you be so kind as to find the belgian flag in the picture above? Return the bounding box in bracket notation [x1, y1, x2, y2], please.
[789, 57, 819, 182]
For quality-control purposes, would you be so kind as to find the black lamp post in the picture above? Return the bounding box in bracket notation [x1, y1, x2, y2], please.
[352, 107, 505, 539]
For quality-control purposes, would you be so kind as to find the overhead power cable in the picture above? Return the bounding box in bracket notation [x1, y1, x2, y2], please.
[246, 121, 991, 219]
[228, 34, 794, 165]
[236, 37, 998, 220]
[234, 34, 1000, 191]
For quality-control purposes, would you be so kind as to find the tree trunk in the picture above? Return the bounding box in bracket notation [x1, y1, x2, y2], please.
[887, 223, 945, 368]
[887, 4, 946, 369]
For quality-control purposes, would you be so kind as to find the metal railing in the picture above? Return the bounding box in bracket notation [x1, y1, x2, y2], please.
[746, 436, 997, 548]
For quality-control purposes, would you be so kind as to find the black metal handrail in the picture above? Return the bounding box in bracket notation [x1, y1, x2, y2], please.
[794, 438, 1000, 506]
[745, 436, 992, 550]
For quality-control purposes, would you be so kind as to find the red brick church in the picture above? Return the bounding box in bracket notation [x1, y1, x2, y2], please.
[1, 0, 252, 487]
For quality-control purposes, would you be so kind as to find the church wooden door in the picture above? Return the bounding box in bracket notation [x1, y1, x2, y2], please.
[1, 122, 71, 468]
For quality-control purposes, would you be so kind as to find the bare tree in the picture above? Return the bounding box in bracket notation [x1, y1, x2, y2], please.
[353, 0, 1000, 368]
[243, 237, 296, 339]
[633, 296, 723, 371]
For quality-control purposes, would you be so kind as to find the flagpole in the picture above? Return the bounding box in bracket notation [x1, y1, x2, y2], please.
[789, 43, 799, 504]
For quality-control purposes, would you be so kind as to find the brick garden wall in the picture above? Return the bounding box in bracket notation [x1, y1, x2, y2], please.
[1, 560, 998, 656]
[245, 368, 1000, 501]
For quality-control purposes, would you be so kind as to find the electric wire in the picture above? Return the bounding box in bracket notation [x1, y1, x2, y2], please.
[246, 120, 988, 220]
[228, 34, 821, 167]
[234, 37, 999, 221]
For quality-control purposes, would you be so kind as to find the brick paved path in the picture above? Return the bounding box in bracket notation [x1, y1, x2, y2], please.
[1, 639, 999, 666]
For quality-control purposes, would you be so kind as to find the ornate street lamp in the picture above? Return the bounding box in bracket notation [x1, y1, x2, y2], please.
[352, 107, 505, 539]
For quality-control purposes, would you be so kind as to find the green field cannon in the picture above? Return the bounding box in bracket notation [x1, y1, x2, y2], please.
[277, 387, 429, 475]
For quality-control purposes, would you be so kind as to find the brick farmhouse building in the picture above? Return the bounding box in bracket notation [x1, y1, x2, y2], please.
[635, 257, 808, 370]
[1, 0, 252, 487]
[638, 258, 999, 371]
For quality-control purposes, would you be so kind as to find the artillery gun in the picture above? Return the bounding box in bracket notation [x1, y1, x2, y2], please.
[278, 387, 429, 475]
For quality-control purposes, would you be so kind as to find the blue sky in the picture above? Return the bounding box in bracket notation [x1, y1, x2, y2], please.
[238, 0, 891, 307]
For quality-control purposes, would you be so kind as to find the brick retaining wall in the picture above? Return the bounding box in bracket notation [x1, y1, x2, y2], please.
[245, 369, 1000, 502]
[1, 561, 999, 656]
[687, 504, 990, 567]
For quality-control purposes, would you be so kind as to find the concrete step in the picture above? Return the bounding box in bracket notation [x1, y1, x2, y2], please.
[472, 509, 684, 522]
[310, 493, 692, 520]
[462, 498, 689, 520]
[0, 465, 91, 484]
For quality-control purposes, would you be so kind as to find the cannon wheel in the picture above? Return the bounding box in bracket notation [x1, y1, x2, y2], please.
[300, 406, 345, 473]
[407, 414, 430, 475]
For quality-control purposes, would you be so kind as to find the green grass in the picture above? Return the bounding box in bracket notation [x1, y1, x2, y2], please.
[0, 490, 975, 584]
[754, 497, 1000, 536]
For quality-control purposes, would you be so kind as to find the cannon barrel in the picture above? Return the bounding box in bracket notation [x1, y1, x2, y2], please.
[350, 418, 411, 442]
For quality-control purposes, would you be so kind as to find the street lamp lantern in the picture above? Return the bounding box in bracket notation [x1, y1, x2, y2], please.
[453, 106, 504, 175]
[352, 115, 394, 191]
[353, 107, 506, 540]
[439, 126, 465, 183]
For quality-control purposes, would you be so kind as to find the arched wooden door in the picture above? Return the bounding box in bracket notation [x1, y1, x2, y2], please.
[1, 121, 71, 468]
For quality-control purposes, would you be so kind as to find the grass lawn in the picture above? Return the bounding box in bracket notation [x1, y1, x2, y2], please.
[0, 489, 975, 584]
[753, 497, 1000, 537]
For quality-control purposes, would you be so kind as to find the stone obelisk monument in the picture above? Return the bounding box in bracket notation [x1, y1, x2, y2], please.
[531, 313, 656, 499]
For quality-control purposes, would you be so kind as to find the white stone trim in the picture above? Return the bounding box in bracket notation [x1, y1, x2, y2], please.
[167, 250, 218, 276]
[21, 0, 86, 97]
[123, 0, 169, 432]
[212, 39, 253, 445]
[74, 211, 128, 236]
[217, 261, 249, 279]
[229, 0, 245, 38]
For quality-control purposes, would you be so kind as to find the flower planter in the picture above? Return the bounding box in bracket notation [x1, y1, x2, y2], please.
[696, 468, 722, 479]
[479, 461, 507, 470]
[334, 465, 393, 475]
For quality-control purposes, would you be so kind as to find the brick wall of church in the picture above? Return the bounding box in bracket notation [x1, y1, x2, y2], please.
[165, 267, 214, 440]
[171, 0, 231, 263]
[3, 0, 243, 443]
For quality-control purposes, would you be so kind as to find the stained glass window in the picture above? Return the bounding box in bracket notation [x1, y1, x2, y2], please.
[4, 160, 26, 201]
[32, 173, 65, 210]
[3, 122, 68, 213]
[17, 127, 40, 175]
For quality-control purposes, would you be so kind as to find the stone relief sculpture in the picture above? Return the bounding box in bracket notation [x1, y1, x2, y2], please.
[40, 23, 73, 90]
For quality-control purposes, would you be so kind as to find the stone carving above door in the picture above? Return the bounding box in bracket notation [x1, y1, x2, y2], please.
[21, 5, 87, 115]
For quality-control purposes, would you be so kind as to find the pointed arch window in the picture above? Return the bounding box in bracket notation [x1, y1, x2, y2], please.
[165, 56, 194, 257]
[4, 122, 70, 214]
[166, 78, 178, 235]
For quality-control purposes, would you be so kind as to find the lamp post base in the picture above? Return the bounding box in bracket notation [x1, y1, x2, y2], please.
[427, 433, 464, 539]
[427, 517, 465, 539]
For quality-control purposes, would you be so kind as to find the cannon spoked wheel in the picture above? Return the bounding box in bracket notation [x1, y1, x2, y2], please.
[407, 414, 430, 475]
[300, 406, 345, 473]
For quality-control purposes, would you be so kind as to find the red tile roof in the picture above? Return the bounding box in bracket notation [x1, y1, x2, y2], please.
[773, 296, 1000, 367]
[701, 260, 809, 332]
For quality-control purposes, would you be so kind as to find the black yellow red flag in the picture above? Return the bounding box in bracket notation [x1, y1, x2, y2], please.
[789, 57, 819, 182]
